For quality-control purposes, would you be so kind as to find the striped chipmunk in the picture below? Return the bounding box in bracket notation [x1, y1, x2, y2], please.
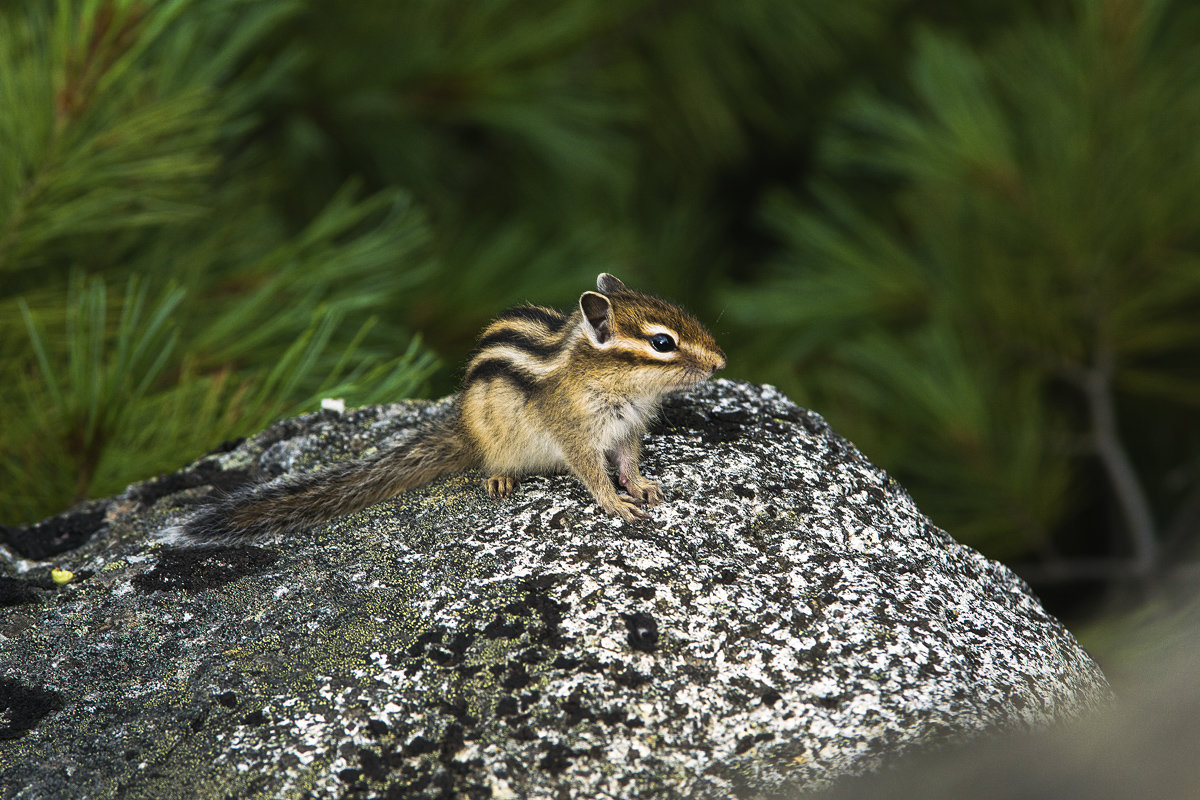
[167, 273, 725, 544]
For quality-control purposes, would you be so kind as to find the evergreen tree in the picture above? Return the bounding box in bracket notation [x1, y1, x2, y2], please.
[728, 0, 1200, 582]
[1, 0, 437, 524]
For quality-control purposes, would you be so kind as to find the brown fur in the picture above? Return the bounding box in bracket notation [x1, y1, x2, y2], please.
[168, 274, 724, 543]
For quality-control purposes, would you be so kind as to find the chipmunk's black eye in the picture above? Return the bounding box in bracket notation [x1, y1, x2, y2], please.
[649, 333, 677, 353]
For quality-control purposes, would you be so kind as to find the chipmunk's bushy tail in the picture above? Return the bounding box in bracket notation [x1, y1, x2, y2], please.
[163, 417, 478, 546]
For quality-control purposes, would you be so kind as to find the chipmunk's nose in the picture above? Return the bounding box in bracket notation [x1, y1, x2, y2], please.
[711, 352, 726, 373]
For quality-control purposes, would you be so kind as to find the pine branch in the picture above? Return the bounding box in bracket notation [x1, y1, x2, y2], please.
[1069, 353, 1159, 579]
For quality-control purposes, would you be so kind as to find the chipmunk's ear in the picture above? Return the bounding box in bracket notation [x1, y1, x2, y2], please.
[596, 273, 627, 295]
[580, 291, 613, 345]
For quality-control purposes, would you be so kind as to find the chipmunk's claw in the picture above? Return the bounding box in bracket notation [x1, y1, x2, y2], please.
[485, 475, 518, 499]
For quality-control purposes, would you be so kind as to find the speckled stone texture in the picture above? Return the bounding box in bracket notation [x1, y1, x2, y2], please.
[0, 380, 1110, 799]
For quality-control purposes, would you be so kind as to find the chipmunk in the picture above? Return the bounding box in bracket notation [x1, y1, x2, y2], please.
[167, 273, 725, 544]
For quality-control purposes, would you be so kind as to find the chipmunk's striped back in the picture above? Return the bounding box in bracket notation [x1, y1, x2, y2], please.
[462, 305, 576, 399]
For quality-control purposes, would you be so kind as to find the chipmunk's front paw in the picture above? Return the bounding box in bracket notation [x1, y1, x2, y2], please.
[621, 478, 664, 507]
[602, 495, 650, 523]
[485, 475, 519, 499]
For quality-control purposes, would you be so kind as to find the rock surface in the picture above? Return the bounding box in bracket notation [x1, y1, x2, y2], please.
[0, 380, 1110, 799]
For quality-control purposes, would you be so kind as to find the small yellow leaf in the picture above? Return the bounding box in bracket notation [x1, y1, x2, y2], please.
[51, 568, 75, 586]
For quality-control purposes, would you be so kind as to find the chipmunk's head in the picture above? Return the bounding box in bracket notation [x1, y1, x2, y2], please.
[578, 273, 725, 397]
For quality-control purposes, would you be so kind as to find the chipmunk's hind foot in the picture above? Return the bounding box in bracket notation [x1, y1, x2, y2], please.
[485, 475, 519, 499]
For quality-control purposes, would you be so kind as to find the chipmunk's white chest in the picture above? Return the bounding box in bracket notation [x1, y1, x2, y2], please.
[592, 395, 656, 452]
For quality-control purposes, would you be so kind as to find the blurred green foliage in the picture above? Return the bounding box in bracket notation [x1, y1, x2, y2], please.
[1, 0, 438, 521]
[2, 0, 1198, 604]
[729, 1, 1200, 572]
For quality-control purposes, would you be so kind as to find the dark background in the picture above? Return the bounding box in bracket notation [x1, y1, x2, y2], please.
[3, 0, 1199, 659]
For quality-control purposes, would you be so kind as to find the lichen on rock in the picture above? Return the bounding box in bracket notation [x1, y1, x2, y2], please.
[0, 380, 1111, 799]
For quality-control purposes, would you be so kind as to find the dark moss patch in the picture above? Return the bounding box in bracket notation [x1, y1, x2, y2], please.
[358, 746, 400, 781]
[242, 709, 268, 727]
[407, 626, 447, 659]
[501, 663, 530, 690]
[495, 696, 518, 717]
[651, 395, 748, 443]
[623, 612, 659, 653]
[540, 742, 588, 775]
[133, 546, 278, 592]
[427, 632, 474, 667]
[404, 735, 438, 757]
[515, 574, 569, 648]
[0, 677, 65, 740]
[613, 667, 652, 689]
[437, 699, 477, 728]
[0, 505, 107, 560]
[732, 484, 756, 500]
[128, 460, 259, 507]
[561, 692, 594, 726]
[0, 576, 48, 607]
[483, 614, 524, 640]
[551, 654, 580, 671]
